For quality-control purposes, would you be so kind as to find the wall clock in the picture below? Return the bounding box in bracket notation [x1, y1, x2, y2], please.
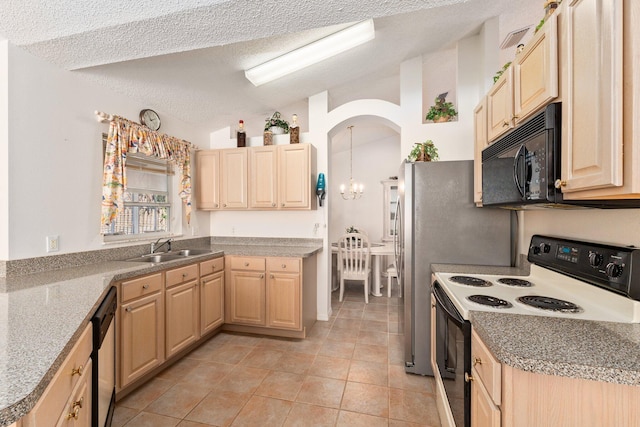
[139, 109, 161, 131]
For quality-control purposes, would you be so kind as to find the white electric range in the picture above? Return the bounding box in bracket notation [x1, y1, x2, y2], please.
[434, 235, 640, 324]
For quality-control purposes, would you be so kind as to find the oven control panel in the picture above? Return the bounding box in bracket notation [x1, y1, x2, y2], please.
[528, 235, 640, 300]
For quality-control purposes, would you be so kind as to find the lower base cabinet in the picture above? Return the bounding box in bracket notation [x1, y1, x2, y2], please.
[200, 263, 225, 334]
[225, 255, 316, 338]
[165, 280, 200, 358]
[23, 324, 93, 427]
[471, 328, 640, 427]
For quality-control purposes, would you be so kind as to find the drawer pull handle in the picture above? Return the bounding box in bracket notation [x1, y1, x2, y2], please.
[502, 121, 509, 127]
[125, 307, 133, 313]
[473, 357, 482, 367]
[70, 365, 83, 376]
[66, 397, 83, 420]
[182, 273, 188, 279]
[464, 372, 474, 383]
[281, 264, 286, 268]
[245, 262, 250, 267]
[142, 284, 149, 290]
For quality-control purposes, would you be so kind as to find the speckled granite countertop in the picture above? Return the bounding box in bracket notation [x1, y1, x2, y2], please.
[432, 262, 640, 387]
[0, 237, 322, 426]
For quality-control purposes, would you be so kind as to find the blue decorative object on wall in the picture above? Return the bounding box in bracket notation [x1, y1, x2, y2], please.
[316, 173, 326, 206]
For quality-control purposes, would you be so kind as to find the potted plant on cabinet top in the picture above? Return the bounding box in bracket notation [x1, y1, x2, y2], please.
[407, 140, 439, 162]
[425, 93, 458, 123]
[264, 111, 290, 134]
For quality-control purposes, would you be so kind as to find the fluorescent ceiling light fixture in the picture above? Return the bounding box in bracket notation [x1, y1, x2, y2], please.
[245, 19, 375, 86]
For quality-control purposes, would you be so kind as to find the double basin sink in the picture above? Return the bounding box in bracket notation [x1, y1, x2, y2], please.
[126, 248, 213, 263]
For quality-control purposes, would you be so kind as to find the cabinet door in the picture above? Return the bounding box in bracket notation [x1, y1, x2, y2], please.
[120, 292, 164, 388]
[471, 368, 501, 427]
[560, 0, 623, 193]
[228, 270, 266, 325]
[220, 148, 248, 209]
[278, 144, 310, 209]
[165, 280, 200, 359]
[267, 271, 301, 330]
[513, 14, 558, 125]
[473, 98, 488, 205]
[196, 150, 220, 209]
[249, 146, 278, 209]
[57, 358, 92, 427]
[487, 66, 514, 142]
[201, 271, 224, 334]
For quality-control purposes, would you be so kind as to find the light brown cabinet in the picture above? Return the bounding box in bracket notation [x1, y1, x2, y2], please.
[267, 257, 301, 330]
[473, 97, 488, 205]
[165, 264, 200, 359]
[470, 329, 501, 427]
[220, 148, 248, 209]
[225, 254, 316, 338]
[486, 14, 558, 143]
[226, 256, 266, 326]
[118, 273, 165, 389]
[197, 143, 314, 211]
[195, 150, 220, 209]
[23, 324, 92, 427]
[557, 0, 640, 199]
[200, 257, 225, 334]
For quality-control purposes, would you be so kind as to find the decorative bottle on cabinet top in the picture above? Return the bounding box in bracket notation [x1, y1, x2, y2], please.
[237, 120, 246, 147]
[289, 114, 300, 144]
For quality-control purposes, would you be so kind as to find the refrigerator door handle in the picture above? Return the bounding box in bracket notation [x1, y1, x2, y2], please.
[393, 195, 402, 282]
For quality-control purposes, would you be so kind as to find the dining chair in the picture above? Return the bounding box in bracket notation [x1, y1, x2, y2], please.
[337, 232, 371, 303]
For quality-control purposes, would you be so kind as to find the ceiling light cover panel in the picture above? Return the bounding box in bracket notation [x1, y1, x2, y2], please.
[245, 19, 375, 86]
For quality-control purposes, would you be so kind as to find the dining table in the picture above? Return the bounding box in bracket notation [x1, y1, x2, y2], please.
[332, 241, 395, 297]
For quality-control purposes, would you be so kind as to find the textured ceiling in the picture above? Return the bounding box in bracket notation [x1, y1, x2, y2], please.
[0, 0, 540, 131]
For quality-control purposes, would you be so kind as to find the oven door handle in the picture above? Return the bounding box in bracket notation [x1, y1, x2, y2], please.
[513, 144, 526, 197]
[432, 281, 465, 327]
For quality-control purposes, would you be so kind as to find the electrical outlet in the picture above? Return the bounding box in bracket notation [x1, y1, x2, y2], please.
[46, 235, 59, 253]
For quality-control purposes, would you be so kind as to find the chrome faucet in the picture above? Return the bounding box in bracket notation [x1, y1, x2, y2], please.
[151, 238, 172, 254]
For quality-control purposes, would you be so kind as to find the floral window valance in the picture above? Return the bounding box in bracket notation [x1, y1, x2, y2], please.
[100, 115, 196, 229]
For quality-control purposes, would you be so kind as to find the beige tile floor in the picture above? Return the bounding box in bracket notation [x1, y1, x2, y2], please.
[113, 282, 441, 427]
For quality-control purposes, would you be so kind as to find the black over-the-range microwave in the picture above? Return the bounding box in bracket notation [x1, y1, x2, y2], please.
[481, 102, 640, 209]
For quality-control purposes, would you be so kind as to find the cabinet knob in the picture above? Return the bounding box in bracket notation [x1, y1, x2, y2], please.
[281, 264, 286, 268]
[260, 274, 264, 279]
[182, 273, 188, 279]
[464, 372, 474, 382]
[244, 262, 249, 267]
[142, 284, 149, 289]
[214, 203, 219, 208]
[223, 203, 227, 207]
[502, 121, 510, 127]
[473, 357, 482, 367]
[281, 203, 285, 207]
[70, 365, 83, 376]
[270, 274, 274, 279]
[66, 397, 83, 420]
[125, 307, 133, 313]
[554, 179, 566, 189]
[272, 203, 276, 207]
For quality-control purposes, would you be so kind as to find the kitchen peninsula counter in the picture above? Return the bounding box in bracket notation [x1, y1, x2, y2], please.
[432, 263, 640, 387]
[0, 237, 321, 426]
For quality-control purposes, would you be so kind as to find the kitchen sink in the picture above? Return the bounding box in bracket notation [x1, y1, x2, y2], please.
[175, 248, 212, 256]
[125, 248, 213, 263]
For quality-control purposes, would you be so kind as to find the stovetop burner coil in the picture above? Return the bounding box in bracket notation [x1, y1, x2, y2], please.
[516, 296, 582, 313]
[497, 278, 533, 287]
[467, 295, 512, 308]
[449, 276, 492, 287]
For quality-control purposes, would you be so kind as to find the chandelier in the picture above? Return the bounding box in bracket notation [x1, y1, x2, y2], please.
[340, 125, 364, 200]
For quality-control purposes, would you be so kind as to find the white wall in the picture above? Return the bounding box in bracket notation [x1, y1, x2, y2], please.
[1, 43, 212, 260]
[0, 41, 8, 260]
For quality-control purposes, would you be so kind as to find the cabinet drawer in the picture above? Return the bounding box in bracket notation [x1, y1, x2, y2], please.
[267, 257, 300, 273]
[25, 324, 92, 427]
[200, 257, 224, 276]
[121, 273, 163, 303]
[166, 264, 198, 288]
[472, 329, 501, 405]
[230, 256, 265, 271]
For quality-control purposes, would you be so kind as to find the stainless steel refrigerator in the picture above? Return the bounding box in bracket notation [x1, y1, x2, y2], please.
[394, 160, 512, 376]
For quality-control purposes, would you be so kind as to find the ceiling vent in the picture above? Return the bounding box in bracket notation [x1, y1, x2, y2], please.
[500, 26, 532, 49]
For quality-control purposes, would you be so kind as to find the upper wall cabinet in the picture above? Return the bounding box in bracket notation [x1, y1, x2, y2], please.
[487, 14, 558, 143]
[557, 0, 632, 197]
[197, 144, 315, 211]
[473, 97, 488, 206]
